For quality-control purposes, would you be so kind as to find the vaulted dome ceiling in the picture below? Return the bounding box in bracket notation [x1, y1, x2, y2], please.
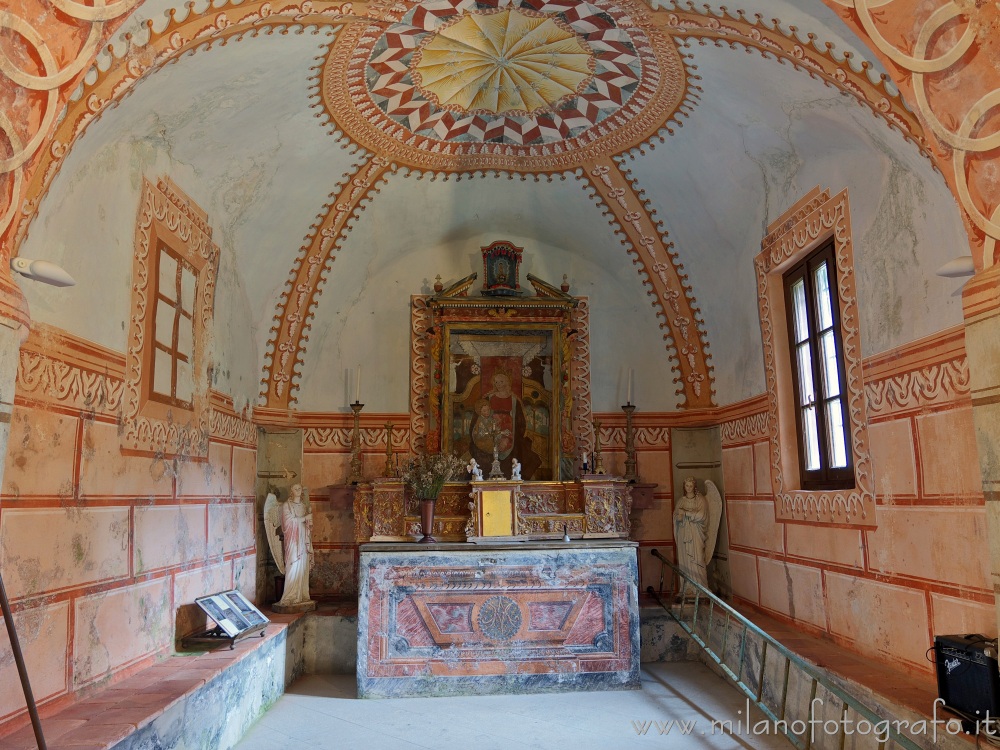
[12, 0, 969, 415]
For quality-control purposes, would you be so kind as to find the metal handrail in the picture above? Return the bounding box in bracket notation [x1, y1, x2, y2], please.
[647, 548, 922, 750]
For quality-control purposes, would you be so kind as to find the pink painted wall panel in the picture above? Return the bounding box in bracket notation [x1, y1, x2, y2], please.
[868, 419, 917, 498]
[302, 452, 349, 491]
[133, 505, 208, 574]
[629, 497, 672, 542]
[311, 500, 356, 546]
[726, 500, 783, 553]
[234, 556, 257, 603]
[208, 501, 256, 555]
[916, 407, 983, 497]
[176, 442, 232, 498]
[0, 507, 129, 599]
[728, 550, 759, 604]
[79, 421, 173, 497]
[231, 446, 257, 497]
[825, 573, 931, 669]
[722, 444, 754, 495]
[2, 407, 77, 498]
[72, 578, 172, 686]
[752, 441, 771, 495]
[757, 557, 826, 630]
[865, 506, 990, 590]
[784, 523, 864, 569]
[639, 453, 673, 492]
[930, 593, 997, 638]
[0, 602, 69, 720]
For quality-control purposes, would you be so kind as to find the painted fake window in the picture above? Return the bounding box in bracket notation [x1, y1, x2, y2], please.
[151, 243, 198, 408]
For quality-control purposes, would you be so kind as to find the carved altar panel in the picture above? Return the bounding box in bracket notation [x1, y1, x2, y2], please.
[362, 478, 630, 542]
[358, 542, 640, 697]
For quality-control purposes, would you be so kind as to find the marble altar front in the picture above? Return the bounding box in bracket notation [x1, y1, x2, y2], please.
[357, 541, 640, 698]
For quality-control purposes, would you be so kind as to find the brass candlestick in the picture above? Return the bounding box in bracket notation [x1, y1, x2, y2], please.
[349, 401, 364, 484]
[592, 418, 605, 475]
[622, 403, 638, 482]
[383, 422, 395, 477]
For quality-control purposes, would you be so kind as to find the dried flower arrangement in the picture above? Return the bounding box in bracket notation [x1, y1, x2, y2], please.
[401, 452, 467, 499]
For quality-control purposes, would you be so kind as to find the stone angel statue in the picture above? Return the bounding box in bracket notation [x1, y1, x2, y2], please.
[672, 476, 723, 593]
[263, 484, 317, 613]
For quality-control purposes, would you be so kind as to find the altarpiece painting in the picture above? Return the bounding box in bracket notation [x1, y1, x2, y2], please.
[444, 326, 558, 480]
[408, 258, 592, 482]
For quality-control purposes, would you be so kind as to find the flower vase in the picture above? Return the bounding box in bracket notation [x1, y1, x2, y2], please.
[418, 497, 437, 543]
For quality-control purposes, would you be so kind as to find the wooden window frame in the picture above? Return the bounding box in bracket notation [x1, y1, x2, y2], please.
[782, 240, 854, 491]
[754, 187, 875, 527]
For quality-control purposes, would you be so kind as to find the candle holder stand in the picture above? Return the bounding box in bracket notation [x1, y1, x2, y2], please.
[592, 418, 605, 475]
[383, 422, 395, 476]
[622, 403, 638, 483]
[349, 401, 364, 484]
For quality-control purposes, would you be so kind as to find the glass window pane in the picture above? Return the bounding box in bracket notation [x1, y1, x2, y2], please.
[796, 343, 815, 407]
[180, 266, 196, 314]
[820, 330, 841, 398]
[791, 278, 809, 343]
[826, 399, 849, 468]
[814, 261, 833, 331]
[158, 252, 178, 302]
[176, 359, 193, 404]
[155, 300, 174, 348]
[177, 315, 193, 358]
[153, 348, 172, 397]
[802, 405, 820, 471]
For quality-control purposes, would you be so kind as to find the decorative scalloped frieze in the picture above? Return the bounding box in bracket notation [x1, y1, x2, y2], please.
[865, 358, 971, 417]
[720, 411, 769, 445]
[16, 349, 125, 414]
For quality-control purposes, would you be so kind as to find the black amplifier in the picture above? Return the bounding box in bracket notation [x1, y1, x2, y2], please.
[934, 633, 1000, 729]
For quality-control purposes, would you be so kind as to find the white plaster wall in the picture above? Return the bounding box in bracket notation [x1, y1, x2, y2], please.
[622, 45, 968, 406]
[16, 29, 353, 407]
[293, 170, 683, 413]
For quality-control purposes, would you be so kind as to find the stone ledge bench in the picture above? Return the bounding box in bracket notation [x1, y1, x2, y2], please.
[0, 607, 358, 750]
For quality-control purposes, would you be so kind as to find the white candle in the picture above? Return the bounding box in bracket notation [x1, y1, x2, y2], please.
[583, 452, 588, 465]
[355, 365, 361, 403]
[627, 368, 633, 404]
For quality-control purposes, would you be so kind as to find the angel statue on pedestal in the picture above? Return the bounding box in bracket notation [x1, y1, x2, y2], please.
[672, 476, 723, 598]
[264, 484, 317, 613]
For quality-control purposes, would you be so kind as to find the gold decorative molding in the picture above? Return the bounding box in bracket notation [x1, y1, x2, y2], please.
[587, 157, 713, 408]
[261, 155, 393, 408]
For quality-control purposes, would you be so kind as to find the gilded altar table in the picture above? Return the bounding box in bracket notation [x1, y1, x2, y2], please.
[354, 477, 633, 543]
[357, 540, 640, 698]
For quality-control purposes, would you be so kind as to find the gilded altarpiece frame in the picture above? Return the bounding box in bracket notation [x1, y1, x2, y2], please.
[409, 278, 590, 480]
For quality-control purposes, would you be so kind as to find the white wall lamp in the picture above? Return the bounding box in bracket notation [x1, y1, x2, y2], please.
[10, 257, 76, 287]
[935, 255, 975, 278]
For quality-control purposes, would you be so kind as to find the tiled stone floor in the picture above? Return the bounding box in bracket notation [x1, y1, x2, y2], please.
[235, 662, 791, 750]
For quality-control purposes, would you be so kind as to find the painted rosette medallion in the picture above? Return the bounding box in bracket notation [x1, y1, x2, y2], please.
[324, 0, 686, 170]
